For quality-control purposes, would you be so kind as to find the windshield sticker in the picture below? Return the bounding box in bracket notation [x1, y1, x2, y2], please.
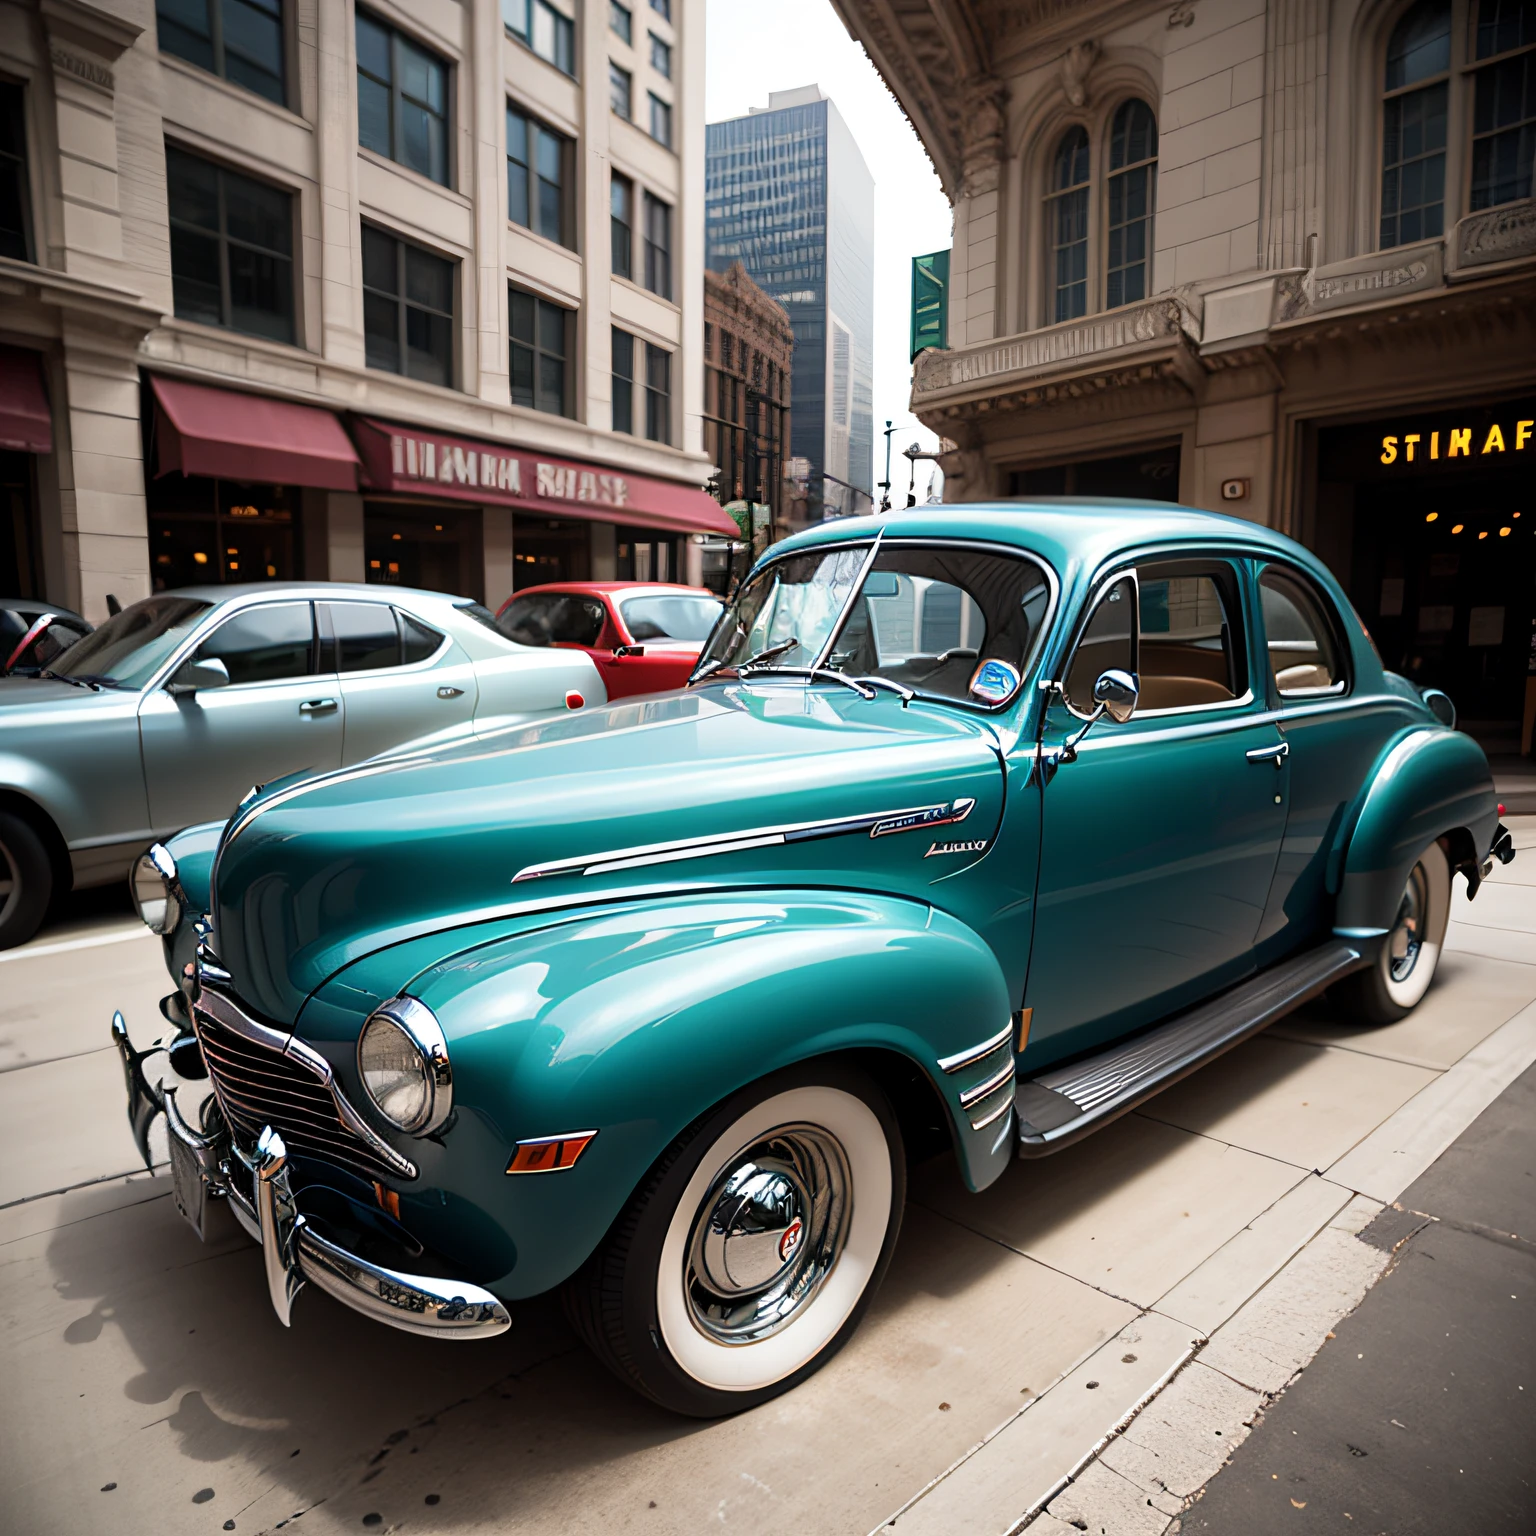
[969, 658, 1022, 705]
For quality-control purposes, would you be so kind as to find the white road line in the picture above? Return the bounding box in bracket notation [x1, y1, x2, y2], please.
[0, 926, 148, 963]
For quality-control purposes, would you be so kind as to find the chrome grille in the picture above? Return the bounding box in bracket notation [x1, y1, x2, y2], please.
[193, 986, 415, 1182]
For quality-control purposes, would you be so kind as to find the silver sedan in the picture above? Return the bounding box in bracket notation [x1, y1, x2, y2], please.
[0, 583, 604, 948]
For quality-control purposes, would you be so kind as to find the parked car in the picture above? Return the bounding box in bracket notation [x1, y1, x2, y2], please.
[0, 583, 602, 949]
[493, 581, 724, 698]
[114, 504, 1511, 1417]
[0, 598, 91, 677]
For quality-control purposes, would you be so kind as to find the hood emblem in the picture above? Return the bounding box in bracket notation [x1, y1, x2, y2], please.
[870, 798, 976, 838]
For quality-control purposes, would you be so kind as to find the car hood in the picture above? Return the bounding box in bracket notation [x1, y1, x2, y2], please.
[0, 676, 131, 710]
[211, 683, 1008, 1021]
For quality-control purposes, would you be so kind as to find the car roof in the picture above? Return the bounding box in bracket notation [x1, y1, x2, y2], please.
[505, 582, 717, 600]
[774, 499, 1333, 587]
[145, 582, 471, 606]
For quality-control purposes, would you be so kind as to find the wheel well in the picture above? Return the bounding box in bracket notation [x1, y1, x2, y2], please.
[826, 1046, 957, 1172]
[1438, 825, 1479, 889]
[0, 789, 70, 895]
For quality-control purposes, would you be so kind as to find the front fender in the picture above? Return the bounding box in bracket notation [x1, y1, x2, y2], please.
[1333, 726, 1497, 936]
[158, 819, 225, 977]
[316, 891, 1013, 1300]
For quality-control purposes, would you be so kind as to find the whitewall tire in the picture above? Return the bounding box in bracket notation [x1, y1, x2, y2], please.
[1340, 840, 1451, 1023]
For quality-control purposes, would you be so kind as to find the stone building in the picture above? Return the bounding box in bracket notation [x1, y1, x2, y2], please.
[834, 0, 1536, 751]
[702, 258, 792, 533]
[0, 0, 729, 622]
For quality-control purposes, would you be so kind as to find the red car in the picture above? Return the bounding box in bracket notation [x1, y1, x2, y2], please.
[492, 582, 725, 700]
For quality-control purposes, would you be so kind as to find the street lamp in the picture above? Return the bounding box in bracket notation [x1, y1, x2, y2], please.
[902, 441, 943, 507]
[879, 419, 894, 513]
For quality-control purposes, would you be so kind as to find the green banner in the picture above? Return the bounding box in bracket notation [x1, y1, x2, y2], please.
[911, 249, 949, 360]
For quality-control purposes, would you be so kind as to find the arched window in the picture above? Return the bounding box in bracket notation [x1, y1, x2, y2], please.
[1379, 0, 1535, 249]
[1048, 126, 1090, 322]
[1107, 100, 1158, 308]
[1381, 0, 1452, 246]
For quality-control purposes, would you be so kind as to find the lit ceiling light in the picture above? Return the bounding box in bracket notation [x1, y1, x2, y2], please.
[1451, 523, 1464, 534]
[1500, 527, 1511, 537]
[193, 551, 208, 564]
[1478, 531, 1488, 540]
[1425, 512, 1438, 522]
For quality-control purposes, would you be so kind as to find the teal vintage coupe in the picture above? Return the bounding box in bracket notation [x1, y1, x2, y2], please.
[115, 502, 1513, 1416]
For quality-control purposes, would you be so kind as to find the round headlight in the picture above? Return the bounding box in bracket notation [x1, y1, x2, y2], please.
[357, 998, 452, 1136]
[130, 844, 181, 935]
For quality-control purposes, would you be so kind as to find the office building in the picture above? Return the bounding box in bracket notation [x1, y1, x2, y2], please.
[705, 84, 874, 518]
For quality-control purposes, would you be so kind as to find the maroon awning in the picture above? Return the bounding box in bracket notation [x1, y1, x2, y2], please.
[152, 376, 360, 490]
[350, 416, 738, 538]
[0, 347, 52, 453]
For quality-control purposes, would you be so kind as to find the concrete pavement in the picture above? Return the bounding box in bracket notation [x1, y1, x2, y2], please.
[1, 825, 1533, 1535]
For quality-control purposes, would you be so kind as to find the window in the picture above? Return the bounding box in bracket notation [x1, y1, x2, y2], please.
[612, 327, 635, 433]
[1260, 568, 1345, 696]
[650, 0, 671, 18]
[196, 601, 316, 685]
[510, 286, 572, 416]
[356, 10, 450, 186]
[156, 1, 285, 106]
[1048, 125, 1090, 322]
[497, 591, 606, 646]
[508, 106, 571, 247]
[0, 82, 32, 262]
[166, 146, 294, 343]
[1471, 0, 1535, 208]
[329, 601, 400, 672]
[650, 32, 671, 77]
[610, 62, 632, 118]
[610, 1, 631, 43]
[620, 592, 723, 641]
[1381, 1, 1451, 246]
[1063, 575, 1135, 715]
[644, 342, 671, 443]
[611, 173, 634, 277]
[1106, 100, 1157, 309]
[648, 92, 672, 148]
[643, 191, 672, 299]
[361, 225, 454, 387]
[1135, 563, 1242, 711]
[504, 0, 575, 75]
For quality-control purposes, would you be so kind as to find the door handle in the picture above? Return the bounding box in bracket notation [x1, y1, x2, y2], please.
[1246, 741, 1289, 767]
[299, 697, 337, 715]
[437, 686, 464, 699]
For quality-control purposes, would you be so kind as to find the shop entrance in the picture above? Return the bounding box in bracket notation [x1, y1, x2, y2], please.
[511, 516, 590, 590]
[617, 527, 683, 584]
[1316, 398, 1535, 755]
[0, 450, 39, 596]
[147, 476, 299, 591]
[365, 503, 482, 601]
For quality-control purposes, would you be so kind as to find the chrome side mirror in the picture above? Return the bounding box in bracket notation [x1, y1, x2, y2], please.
[1056, 668, 1139, 765]
[167, 656, 231, 696]
[1094, 668, 1138, 724]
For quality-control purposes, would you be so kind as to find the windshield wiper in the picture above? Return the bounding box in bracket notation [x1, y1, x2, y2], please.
[692, 636, 800, 686]
[737, 664, 876, 700]
[39, 669, 101, 692]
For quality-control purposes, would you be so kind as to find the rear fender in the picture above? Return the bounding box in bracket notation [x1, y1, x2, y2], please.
[356, 891, 1014, 1299]
[1332, 727, 1497, 937]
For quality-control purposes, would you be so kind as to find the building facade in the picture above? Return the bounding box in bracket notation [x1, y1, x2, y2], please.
[702, 258, 792, 534]
[0, 0, 728, 624]
[705, 84, 875, 519]
[836, 0, 1536, 752]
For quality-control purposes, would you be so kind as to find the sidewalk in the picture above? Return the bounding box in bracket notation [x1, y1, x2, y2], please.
[1179, 1062, 1536, 1533]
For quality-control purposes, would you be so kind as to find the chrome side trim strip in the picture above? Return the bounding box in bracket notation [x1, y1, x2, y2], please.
[511, 797, 979, 883]
[936, 1021, 1013, 1074]
[959, 1060, 1016, 1110]
[970, 1084, 1016, 1132]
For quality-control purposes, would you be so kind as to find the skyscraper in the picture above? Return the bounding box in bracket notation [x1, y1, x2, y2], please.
[706, 87, 874, 518]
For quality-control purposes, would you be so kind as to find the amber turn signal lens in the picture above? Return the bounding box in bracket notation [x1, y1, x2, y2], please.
[506, 1131, 598, 1174]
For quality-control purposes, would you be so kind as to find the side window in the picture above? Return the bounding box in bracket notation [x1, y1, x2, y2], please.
[196, 602, 315, 684]
[330, 601, 400, 672]
[399, 612, 443, 664]
[1064, 576, 1135, 715]
[1260, 568, 1345, 696]
[496, 593, 604, 647]
[1136, 562, 1244, 712]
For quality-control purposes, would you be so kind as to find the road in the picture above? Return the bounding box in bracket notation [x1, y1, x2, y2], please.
[2, 827, 1533, 1536]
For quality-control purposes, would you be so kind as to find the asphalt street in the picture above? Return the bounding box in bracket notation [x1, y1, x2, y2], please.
[1, 824, 1534, 1535]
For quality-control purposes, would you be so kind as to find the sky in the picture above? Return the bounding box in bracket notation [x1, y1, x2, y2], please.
[703, 0, 953, 503]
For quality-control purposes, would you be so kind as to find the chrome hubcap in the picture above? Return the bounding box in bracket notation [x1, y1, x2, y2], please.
[1388, 863, 1429, 983]
[685, 1124, 851, 1346]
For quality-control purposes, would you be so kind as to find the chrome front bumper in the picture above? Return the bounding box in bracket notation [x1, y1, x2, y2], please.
[112, 1012, 510, 1341]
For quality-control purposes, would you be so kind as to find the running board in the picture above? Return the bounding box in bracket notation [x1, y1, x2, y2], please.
[1015, 939, 1365, 1157]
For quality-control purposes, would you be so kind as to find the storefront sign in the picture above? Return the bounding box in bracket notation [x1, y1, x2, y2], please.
[349, 417, 737, 538]
[1379, 417, 1533, 465]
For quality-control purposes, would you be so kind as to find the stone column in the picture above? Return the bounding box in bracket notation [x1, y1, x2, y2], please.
[589, 519, 616, 581]
[315, 0, 365, 366]
[469, 0, 508, 403]
[1260, 0, 1329, 271]
[326, 491, 366, 583]
[483, 505, 514, 607]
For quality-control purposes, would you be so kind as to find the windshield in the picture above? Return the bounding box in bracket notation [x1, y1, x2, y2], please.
[619, 592, 724, 643]
[52, 596, 213, 689]
[696, 542, 1053, 707]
